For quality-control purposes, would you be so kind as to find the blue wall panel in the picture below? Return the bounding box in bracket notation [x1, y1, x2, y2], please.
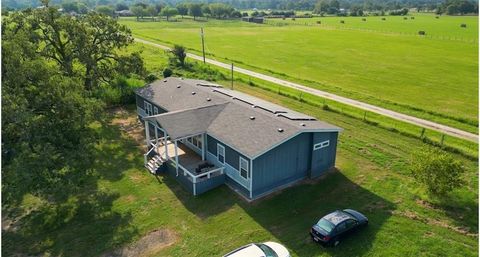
[252, 132, 312, 198]
[310, 132, 338, 178]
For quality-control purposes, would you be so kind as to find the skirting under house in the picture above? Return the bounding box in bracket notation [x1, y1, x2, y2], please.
[136, 77, 342, 201]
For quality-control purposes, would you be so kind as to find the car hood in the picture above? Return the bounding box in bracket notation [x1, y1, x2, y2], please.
[223, 244, 264, 257]
[343, 209, 368, 223]
[263, 242, 290, 257]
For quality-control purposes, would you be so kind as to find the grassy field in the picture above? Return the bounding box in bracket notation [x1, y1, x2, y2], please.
[268, 13, 478, 41]
[119, 14, 478, 133]
[3, 45, 478, 257]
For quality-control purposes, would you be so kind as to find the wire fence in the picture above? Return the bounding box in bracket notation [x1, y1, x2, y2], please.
[263, 19, 478, 44]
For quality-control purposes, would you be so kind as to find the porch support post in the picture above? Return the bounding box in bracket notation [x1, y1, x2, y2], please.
[202, 133, 205, 161]
[164, 131, 169, 160]
[154, 124, 158, 146]
[174, 140, 179, 176]
[144, 120, 150, 149]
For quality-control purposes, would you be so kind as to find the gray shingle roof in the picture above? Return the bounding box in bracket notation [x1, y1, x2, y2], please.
[136, 77, 342, 158]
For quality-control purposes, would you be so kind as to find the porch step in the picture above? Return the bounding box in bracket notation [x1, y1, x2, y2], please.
[146, 155, 164, 175]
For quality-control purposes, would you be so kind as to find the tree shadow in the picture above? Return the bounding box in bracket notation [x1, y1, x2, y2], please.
[2, 109, 142, 257]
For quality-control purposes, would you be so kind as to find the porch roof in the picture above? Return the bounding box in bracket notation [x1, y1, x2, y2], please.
[145, 104, 227, 140]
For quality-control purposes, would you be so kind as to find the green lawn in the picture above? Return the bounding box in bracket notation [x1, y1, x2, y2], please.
[120, 14, 479, 133]
[4, 40, 477, 257]
[4, 101, 477, 257]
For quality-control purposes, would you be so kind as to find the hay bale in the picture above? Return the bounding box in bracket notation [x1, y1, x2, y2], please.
[340, 20, 345, 23]
[460, 23, 467, 28]
[418, 30, 426, 35]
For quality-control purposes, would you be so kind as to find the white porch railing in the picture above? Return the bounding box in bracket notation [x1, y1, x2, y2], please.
[174, 161, 225, 183]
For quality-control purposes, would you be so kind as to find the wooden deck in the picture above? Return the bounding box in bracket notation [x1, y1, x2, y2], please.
[156, 141, 205, 174]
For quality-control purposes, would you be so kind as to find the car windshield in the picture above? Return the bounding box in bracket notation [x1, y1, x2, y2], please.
[255, 244, 278, 257]
[317, 218, 335, 233]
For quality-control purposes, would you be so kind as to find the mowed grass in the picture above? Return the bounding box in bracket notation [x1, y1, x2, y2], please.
[120, 15, 479, 132]
[3, 46, 478, 257]
[270, 13, 478, 40]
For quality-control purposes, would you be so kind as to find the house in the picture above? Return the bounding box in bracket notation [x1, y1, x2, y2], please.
[136, 77, 342, 201]
[241, 16, 264, 24]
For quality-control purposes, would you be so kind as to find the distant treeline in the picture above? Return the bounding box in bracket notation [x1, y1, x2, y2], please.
[3, 0, 478, 16]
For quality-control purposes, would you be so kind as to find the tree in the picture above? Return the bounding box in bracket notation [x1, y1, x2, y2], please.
[209, 3, 233, 19]
[410, 148, 465, 197]
[160, 7, 178, 21]
[176, 3, 188, 18]
[96, 5, 114, 16]
[62, 1, 78, 13]
[146, 5, 158, 17]
[116, 3, 129, 11]
[77, 2, 88, 14]
[201, 4, 211, 19]
[24, 7, 144, 90]
[188, 3, 203, 20]
[169, 44, 187, 66]
[130, 5, 147, 19]
[2, 12, 103, 204]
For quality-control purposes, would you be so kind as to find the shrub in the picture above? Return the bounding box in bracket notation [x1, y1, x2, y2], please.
[163, 67, 173, 78]
[461, 23, 467, 28]
[340, 20, 345, 23]
[381, 17, 386, 20]
[316, 20, 321, 24]
[145, 73, 158, 83]
[418, 30, 426, 35]
[411, 16, 415, 19]
[362, 18, 366, 21]
[410, 148, 465, 197]
[403, 17, 407, 20]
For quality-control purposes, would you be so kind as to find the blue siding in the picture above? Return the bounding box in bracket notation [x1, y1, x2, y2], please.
[164, 162, 225, 195]
[252, 133, 312, 198]
[310, 132, 338, 178]
[206, 135, 250, 190]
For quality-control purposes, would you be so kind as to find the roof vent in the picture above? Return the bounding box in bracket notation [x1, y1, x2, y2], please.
[176, 85, 181, 88]
[300, 123, 306, 127]
[192, 92, 196, 95]
[277, 128, 284, 132]
[250, 116, 255, 120]
[206, 98, 211, 101]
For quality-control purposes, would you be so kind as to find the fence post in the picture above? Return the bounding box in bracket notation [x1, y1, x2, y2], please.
[420, 128, 425, 138]
[363, 111, 367, 121]
[440, 134, 445, 147]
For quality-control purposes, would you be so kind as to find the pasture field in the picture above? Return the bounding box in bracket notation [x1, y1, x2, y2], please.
[120, 14, 478, 133]
[3, 43, 478, 257]
[268, 13, 478, 41]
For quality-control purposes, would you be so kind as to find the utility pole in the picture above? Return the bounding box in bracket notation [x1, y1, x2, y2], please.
[200, 27, 206, 64]
[231, 63, 234, 89]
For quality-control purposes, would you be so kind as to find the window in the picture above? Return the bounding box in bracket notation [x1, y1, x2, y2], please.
[239, 157, 249, 179]
[153, 106, 158, 115]
[188, 135, 203, 149]
[144, 102, 152, 116]
[313, 140, 330, 151]
[217, 144, 225, 164]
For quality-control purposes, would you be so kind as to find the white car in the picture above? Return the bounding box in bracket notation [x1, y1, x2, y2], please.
[223, 242, 290, 257]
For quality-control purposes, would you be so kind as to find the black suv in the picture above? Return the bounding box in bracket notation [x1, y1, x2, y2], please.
[310, 209, 368, 247]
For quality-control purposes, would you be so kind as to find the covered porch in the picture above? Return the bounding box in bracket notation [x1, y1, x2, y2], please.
[143, 113, 225, 196]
